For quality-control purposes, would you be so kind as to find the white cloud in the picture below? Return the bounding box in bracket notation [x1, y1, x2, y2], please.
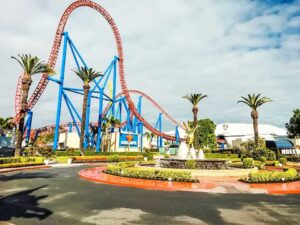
[0, 0, 299, 131]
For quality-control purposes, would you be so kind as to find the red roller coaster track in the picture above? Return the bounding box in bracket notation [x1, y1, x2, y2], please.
[15, 0, 180, 141]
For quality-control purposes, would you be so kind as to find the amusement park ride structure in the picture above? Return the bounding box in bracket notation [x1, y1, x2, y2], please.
[14, 0, 182, 152]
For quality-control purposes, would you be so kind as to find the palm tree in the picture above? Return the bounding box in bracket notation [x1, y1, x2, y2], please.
[144, 131, 156, 149]
[182, 94, 207, 128]
[73, 67, 103, 154]
[238, 94, 272, 147]
[106, 116, 121, 152]
[12, 54, 54, 156]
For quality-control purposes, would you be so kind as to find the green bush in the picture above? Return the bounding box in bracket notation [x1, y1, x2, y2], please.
[0, 157, 44, 164]
[164, 154, 169, 159]
[107, 155, 119, 162]
[0, 162, 45, 169]
[279, 157, 287, 165]
[286, 155, 300, 162]
[185, 160, 196, 169]
[243, 158, 254, 168]
[252, 148, 276, 161]
[260, 156, 266, 162]
[204, 153, 239, 159]
[55, 150, 81, 156]
[106, 163, 197, 182]
[245, 168, 299, 183]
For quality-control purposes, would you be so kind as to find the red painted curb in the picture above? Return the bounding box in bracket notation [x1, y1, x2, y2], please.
[78, 167, 300, 195]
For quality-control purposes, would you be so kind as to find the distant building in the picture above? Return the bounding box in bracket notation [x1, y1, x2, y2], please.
[215, 123, 288, 148]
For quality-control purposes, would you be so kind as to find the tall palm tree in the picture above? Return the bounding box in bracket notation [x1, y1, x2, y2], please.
[106, 116, 121, 152]
[144, 131, 156, 149]
[182, 94, 207, 128]
[73, 67, 103, 154]
[238, 94, 272, 147]
[12, 54, 54, 156]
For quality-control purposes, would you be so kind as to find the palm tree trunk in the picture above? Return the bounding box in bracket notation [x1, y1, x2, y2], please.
[251, 110, 259, 148]
[192, 108, 198, 128]
[15, 76, 32, 157]
[80, 85, 89, 154]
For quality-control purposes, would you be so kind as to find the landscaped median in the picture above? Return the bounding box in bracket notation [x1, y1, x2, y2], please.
[242, 168, 300, 183]
[105, 162, 198, 182]
[0, 157, 45, 169]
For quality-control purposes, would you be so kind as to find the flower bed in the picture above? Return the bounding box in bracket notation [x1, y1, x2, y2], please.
[106, 162, 198, 182]
[72, 155, 144, 163]
[242, 168, 300, 183]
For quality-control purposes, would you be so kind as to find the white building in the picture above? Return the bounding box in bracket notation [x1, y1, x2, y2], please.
[216, 123, 288, 147]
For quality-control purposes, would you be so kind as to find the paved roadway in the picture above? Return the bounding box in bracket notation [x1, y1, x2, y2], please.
[0, 166, 300, 225]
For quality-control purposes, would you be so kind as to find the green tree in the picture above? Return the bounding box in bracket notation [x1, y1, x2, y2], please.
[189, 119, 217, 150]
[182, 93, 207, 128]
[286, 109, 300, 138]
[238, 94, 272, 147]
[144, 131, 156, 149]
[0, 117, 14, 136]
[12, 54, 55, 157]
[73, 67, 103, 154]
[106, 116, 121, 152]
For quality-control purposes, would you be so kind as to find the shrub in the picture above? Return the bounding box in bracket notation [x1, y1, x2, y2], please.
[185, 160, 195, 169]
[164, 154, 169, 159]
[72, 155, 143, 163]
[55, 150, 81, 157]
[0, 157, 44, 164]
[204, 153, 239, 159]
[243, 158, 254, 168]
[252, 148, 276, 161]
[260, 156, 266, 162]
[0, 162, 45, 169]
[245, 168, 299, 183]
[106, 163, 197, 182]
[279, 157, 287, 165]
[107, 155, 119, 162]
[286, 155, 300, 162]
[37, 146, 52, 158]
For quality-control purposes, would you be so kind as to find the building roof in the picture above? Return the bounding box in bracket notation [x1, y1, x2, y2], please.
[216, 123, 287, 137]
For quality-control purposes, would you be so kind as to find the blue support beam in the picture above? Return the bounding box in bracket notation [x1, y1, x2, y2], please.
[53, 32, 68, 150]
[25, 111, 33, 144]
[96, 88, 104, 152]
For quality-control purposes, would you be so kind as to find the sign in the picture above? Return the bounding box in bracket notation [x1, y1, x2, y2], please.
[281, 149, 300, 155]
[119, 133, 138, 147]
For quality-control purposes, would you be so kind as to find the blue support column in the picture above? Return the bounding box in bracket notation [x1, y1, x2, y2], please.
[158, 113, 163, 148]
[137, 96, 143, 152]
[53, 32, 68, 150]
[25, 111, 33, 143]
[96, 88, 104, 152]
[175, 126, 179, 144]
[84, 91, 92, 149]
[68, 123, 73, 132]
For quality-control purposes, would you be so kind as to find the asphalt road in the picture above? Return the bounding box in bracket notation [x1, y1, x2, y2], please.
[0, 166, 300, 225]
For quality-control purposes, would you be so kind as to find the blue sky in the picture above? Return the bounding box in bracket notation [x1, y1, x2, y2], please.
[0, 0, 299, 131]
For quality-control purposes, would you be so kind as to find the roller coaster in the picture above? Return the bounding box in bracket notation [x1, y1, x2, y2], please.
[14, 0, 182, 151]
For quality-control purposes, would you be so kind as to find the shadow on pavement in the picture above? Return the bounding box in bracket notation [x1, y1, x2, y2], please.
[0, 185, 52, 221]
[0, 172, 56, 182]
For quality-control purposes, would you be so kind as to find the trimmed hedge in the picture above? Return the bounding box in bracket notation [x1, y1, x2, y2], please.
[0, 157, 44, 164]
[0, 162, 45, 169]
[244, 168, 299, 183]
[106, 163, 197, 182]
[72, 155, 144, 163]
[204, 153, 239, 159]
